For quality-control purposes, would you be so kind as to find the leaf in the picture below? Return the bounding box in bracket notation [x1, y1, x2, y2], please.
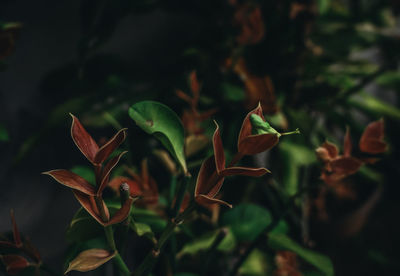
[65, 248, 116, 274]
[239, 249, 268, 275]
[0, 123, 9, 141]
[130, 222, 155, 242]
[268, 233, 334, 276]
[348, 93, 400, 120]
[317, 0, 330, 14]
[1, 255, 30, 275]
[129, 101, 187, 173]
[220, 82, 245, 102]
[177, 229, 236, 258]
[131, 208, 167, 233]
[222, 204, 272, 242]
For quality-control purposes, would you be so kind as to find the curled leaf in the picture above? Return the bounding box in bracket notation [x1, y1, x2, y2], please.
[65, 249, 117, 274]
[359, 119, 387, 154]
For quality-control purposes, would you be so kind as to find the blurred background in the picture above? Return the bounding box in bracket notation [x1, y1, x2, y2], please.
[1, 0, 400, 275]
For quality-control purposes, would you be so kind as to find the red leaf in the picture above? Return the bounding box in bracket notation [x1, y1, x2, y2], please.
[238, 134, 279, 155]
[238, 103, 264, 147]
[1, 255, 30, 275]
[9, 210, 22, 248]
[330, 157, 362, 176]
[105, 197, 134, 226]
[195, 194, 232, 209]
[98, 151, 127, 195]
[94, 128, 127, 164]
[42, 169, 96, 196]
[65, 249, 116, 274]
[343, 127, 352, 157]
[70, 114, 99, 163]
[73, 191, 109, 226]
[221, 166, 270, 177]
[359, 119, 387, 154]
[320, 141, 339, 160]
[212, 122, 226, 173]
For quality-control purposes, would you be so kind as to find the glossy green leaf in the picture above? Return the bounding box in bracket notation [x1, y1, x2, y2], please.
[0, 123, 9, 142]
[268, 233, 334, 276]
[129, 101, 187, 173]
[222, 204, 272, 242]
[177, 229, 236, 258]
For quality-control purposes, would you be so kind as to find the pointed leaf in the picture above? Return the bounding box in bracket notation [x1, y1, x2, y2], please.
[195, 156, 224, 199]
[195, 194, 232, 208]
[98, 151, 127, 195]
[93, 128, 127, 164]
[190, 70, 200, 96]
[129, 101, 187, 173]
[65, 249, 116, 274]
[268, 233, 334, 276]
[73, 191, 109, 226]
[1, 255, 30, 275]
[43, 169, 96, 195]
[221, 166, 270, 177]
[105, 197, 134, 226]
[343, 127, 352, 157]
[238, 103, 264, 148]
[238, 134, 279, 155]
[70, 114, 99, 163]
[212, 122, 225, 173]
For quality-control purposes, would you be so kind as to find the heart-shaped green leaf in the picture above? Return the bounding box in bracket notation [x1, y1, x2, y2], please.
[129, 101, 187, 173]
[268, 233, 334, 276]
[222, 204, 272, 242]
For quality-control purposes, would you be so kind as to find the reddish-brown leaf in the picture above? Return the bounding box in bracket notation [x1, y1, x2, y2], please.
[213, 122, 226, 173]
[195, 194, 232, 209]
[42, 169, 96, 196]
[73, 191, 109, 225]
[70, 114, 99, 163]
[93, 128, 127, 164]
[238, 103, 264, 146]
[65, 249, 117, 274]
[238, 134, 279, 155]
[343, 127, 352, 157]
[359, 119, 387, 154]
[106, 197, 134, 226]
[1, 255, 30, 275]
[221, 166, 270, 177]
[330, 157, 362, 176]
[320, 141, 339, 160]
[195, 156, 222, 198]
[98, 151, 127, 195]
[9, 210, 22, 247]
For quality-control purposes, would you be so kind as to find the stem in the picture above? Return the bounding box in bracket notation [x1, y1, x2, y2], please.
[280, 128, 301, 136]
[201, 228, 229, 276]
[171, 174, 190, 217]
[114, 253, 131, 276]
[133, 202, 197, 276]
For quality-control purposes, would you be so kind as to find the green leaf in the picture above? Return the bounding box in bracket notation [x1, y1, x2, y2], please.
[0, 123, 9, 142]
[131, 208, 167, 233]
[220, 82, 245, 102]
[239, 249, 269, 276]
[348, 93, 400, 120]
[222, 204, 272, 242]
[317, 0, 330, 14]
[268, 233, 334, 276]
[129, 101, 187, 173]
[177, 229, 236, 258]
[130, 221, 156, 243]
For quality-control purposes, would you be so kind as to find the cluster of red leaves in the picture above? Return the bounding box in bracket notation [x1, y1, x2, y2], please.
[195, 104, 283, 208]
[0, 211, 41, 275]
[109, 159, 159, 207]
[274, 251, 303, 276]
[43, 115, 133, 226]
[316, 119, 387, 185]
